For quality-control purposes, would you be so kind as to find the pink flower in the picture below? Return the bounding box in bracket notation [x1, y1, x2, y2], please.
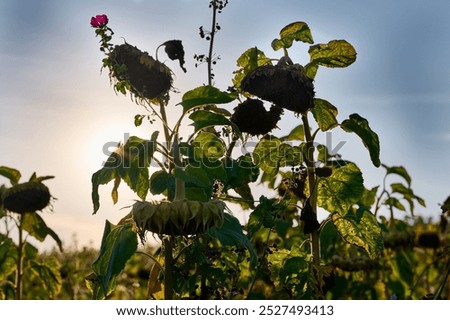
[90, 14, 108, 28]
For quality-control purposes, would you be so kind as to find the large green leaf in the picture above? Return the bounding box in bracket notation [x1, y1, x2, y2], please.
[247, 196, 275, 237]
[0, 235, 17, 281]
[312, 98, 339, 131]
[317, 163, 364, 214]
[91, 220, 138, 299]
[271, 21, 314, 51]
[281, 124, 305, 141]
[180, 85, 236, 112]
[193, 132, 226, 161]
[341, 113, 381, 167]
[91, 133, 158, 214]
[29, 257, 62, 298]
[309, 40, 357, 68]
[232, 47, 272, 90]
[224, 155, 259, 189]
[0, 166, 21, 185]
[332, 209, 383, 259]
[21, 212, 63, 251]
[253, 136, 303, 177]
[189, 110, 232, 132]
[149, 170, 174, 195]
[208, 212, 257, 267]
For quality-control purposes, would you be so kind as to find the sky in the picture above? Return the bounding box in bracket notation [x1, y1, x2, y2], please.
[0, 0, 449, 251]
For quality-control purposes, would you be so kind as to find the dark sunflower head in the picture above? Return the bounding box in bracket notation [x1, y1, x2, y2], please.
[241, 64, 314, 114]
[109, 43, 173, 101]
[231, 99, 283, 136]
[2, 182, 51, 214]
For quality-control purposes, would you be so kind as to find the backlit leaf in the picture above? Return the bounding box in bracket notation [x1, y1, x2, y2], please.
[0, 235, 17, 281]
[317, 163, 364, 214]
[341, 113, 381, 167]
[232, 47, 272, 90]
[180, 85, 236, 112]
[384, 197, 406, 211]
[189, 110, 232, 132]
[193, 132, 226, 160]
[309, 40, 356, 68]
[208, 212, 257, 267]
[382, 164, 412, 186]
[0, 166, 21, 185]
[29, 257, 62, 298]
[92, 220, 138, 299]
[312, 98, 339, 131]
[332, 209, 383, 259]
[272, 21, 313, 51]
[281, 124, 305, 141]
[253, 136, 304, 178]
[21, 212, 63, 252]
[91, 133, 158, 214]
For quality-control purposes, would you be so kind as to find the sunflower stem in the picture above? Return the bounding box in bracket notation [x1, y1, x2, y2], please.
[15, 214, 25, 300]
[301, 114, 321, 267]
[163, 237, 174, 300]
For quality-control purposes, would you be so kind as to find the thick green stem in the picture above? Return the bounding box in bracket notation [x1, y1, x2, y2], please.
[301, 114, 321, 266]
[16, 214, 25, 300]
[163, 237, 174, 300]
[172, 139, 186, 201]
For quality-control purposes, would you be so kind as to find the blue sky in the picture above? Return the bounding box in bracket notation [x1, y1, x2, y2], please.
[1, 0, 449, 250]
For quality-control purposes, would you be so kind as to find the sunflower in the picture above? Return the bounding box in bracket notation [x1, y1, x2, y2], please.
[241, 64, 314, 114]
[109, 43, 173, 101]
[3, 182, 51, 214]
[231, 99, 283, 136]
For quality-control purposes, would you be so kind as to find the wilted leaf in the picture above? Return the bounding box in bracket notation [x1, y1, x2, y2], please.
[332, 209, 383, 259]
[272, 21, 313, 51]
[134, 114, 145, 127]
[309, 40, 357, 68]
[341, 113, 381, 167]
[91, 134, 158, 214]
[0, 166, 21, 185]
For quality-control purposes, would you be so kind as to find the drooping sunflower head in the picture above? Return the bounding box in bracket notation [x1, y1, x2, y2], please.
[2, 181, 51, 214]
[241, 64, 314, 114]
[108, 43, 173, 102]
[132, 199, 225, 238]
[230, 98, 283, 136]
